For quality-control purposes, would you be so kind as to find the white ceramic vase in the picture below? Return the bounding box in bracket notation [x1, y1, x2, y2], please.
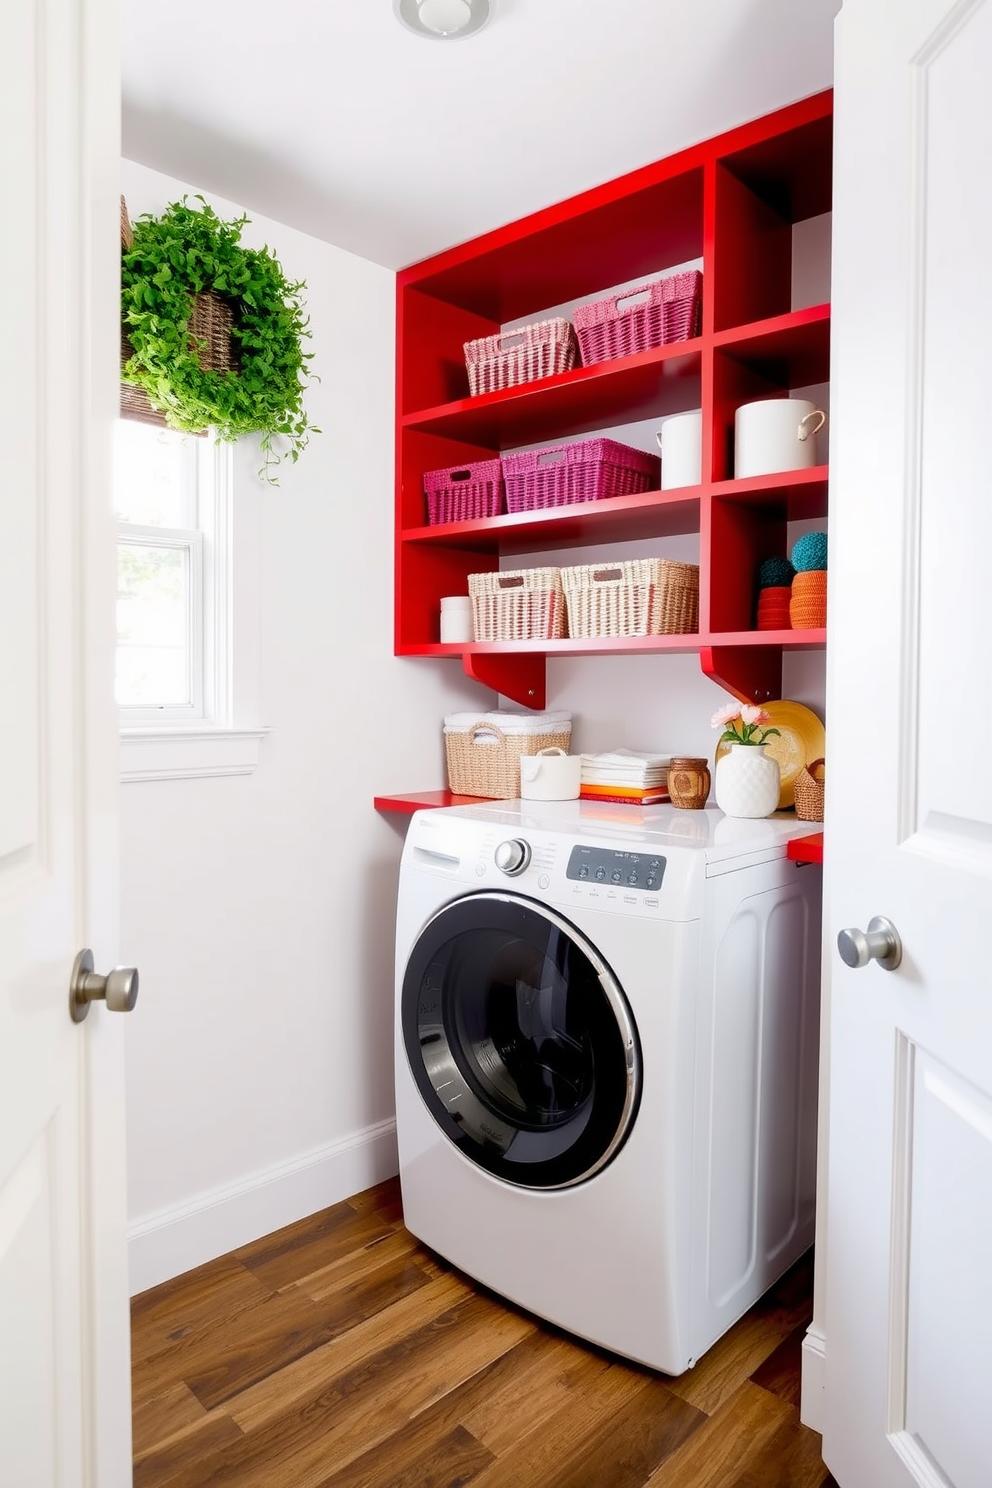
[714, 743, 780, 819]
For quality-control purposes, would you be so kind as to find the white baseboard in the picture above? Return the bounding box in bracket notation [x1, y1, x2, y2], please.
[127, 1118, 398, 1296]
[800, 1324, 826, 1433]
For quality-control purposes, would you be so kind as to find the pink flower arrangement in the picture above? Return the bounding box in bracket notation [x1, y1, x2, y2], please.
[711, 702, 781, 746]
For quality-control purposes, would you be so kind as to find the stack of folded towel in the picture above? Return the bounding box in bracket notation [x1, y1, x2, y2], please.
[579, 749, 671, 805]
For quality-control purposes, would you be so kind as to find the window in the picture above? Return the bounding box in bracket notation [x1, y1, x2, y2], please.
[115, 422, 265, 781]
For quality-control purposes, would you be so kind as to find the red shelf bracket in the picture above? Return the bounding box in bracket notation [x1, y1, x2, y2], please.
[699, 645, 783, 705]
[461, 652, 547, 709]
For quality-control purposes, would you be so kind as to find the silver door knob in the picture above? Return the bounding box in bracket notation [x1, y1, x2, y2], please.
[494, 838, 531, 876]
[836, 916, 902, 972]
[69, 949, 139, 1023]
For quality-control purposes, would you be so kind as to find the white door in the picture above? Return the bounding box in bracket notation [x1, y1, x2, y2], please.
[824, 1, 992, 1486]
[0, 1, 132, 1485]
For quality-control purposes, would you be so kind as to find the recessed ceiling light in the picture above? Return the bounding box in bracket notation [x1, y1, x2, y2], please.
[393, 0, 492, 40]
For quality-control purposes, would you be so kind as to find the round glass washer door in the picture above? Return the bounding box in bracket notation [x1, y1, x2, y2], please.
[401, 892, 641, 1189]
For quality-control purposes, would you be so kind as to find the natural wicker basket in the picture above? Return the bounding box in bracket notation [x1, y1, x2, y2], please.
[445, 720, 572, 799]
[561, 558, 699, 638]
[794, 757, 825, 822]
[468, 567, 566, 641]
[464, 318, 578, 397]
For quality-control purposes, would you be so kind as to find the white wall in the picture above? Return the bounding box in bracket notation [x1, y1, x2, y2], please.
[120, 161, 485, 1293]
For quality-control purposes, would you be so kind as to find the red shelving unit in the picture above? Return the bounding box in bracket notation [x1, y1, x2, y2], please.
[394, 90, 832, 712]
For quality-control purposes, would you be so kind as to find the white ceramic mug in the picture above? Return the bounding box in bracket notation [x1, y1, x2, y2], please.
[655, 410, 702, 489]
[519, 747, 582, 801]
[734, 398, 827, 479]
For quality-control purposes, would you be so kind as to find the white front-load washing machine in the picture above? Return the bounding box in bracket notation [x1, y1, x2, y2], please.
[394, 800, 821, 1374]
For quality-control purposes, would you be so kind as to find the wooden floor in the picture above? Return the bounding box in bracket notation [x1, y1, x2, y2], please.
[131, 1179, 838, 1488]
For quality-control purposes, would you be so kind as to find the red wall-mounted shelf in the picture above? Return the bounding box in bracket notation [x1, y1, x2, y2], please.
[393, 91, 832, 712]
[373, 790, 490, 816]
[787, 831, 824, 865]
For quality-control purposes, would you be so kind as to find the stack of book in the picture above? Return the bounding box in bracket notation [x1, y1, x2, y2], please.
[580, 750, 671, 805]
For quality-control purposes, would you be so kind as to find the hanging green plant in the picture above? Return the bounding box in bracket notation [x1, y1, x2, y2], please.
[121, 196, 319, 480]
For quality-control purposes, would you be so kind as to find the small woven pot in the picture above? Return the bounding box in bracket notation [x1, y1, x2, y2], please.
[756, 586, 793, 631]
[794, 757, 826, 822]
[790, 569, 827, 629]
[668, 757, 711, 810]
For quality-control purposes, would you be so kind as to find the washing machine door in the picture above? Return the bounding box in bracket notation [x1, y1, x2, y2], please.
[401, 891, 640, 1189]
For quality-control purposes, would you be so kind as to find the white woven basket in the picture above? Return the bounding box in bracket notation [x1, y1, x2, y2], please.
[561, 558, 699, 637]
[468, 567, 566, 641]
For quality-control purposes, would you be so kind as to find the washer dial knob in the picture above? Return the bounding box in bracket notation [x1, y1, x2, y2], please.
[494, 838, 532, 876]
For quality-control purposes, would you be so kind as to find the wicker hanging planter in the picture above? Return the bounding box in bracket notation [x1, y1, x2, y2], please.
[120, 198, 237, 428]
[120, 195, 317, 479]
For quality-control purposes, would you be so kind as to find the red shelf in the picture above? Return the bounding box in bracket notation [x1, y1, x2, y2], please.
[374, 790, 489, 816]
[787, 831, 824, 864]
[402, 489, 701, 552]
[402, 342, 703, 448]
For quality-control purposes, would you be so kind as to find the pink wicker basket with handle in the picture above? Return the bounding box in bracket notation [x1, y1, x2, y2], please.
[464, 318, 578, 397]
[423, 459, 504, 525]
[573, 271, 703, 366]
[501, 438, 659, 514]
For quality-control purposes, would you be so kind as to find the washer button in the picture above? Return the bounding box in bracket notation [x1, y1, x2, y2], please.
[611, 870, 622, 884]
[595, 867, 606, 881]
[538, 873, 550, 889]
[627, 873, 638, 886]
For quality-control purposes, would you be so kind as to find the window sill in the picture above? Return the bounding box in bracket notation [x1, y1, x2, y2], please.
[120, 727, 269, 784]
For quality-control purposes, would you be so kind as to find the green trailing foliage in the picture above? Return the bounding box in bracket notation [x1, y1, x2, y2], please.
[121, 197, 319, 481]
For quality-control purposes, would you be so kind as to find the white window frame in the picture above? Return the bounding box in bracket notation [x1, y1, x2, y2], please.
[117, 522, 204, 724]
[117, 430, 267, 783]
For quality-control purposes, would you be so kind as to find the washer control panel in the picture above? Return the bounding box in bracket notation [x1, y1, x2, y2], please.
[566, 845, 666, 893]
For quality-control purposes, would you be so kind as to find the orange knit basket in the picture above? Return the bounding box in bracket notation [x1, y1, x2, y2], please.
[790, 569, 827, 629]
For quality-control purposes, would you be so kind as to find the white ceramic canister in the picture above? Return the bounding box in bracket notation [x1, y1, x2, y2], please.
[734, 398, 826, 479]
[656, 410, 702, 489]
[519, 747, 582, 801]
[439, 595, 473, 644]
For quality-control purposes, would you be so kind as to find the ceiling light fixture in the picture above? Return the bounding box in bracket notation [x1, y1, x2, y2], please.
[393, 0, 492, 41]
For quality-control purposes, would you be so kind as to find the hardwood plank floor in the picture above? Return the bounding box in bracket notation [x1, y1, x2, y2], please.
[132, 1179, 839, 1488]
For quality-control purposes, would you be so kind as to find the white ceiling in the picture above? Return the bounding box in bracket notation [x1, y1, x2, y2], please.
[121, 0, 841, 272]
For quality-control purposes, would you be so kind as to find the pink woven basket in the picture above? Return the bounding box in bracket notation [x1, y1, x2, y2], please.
[423, 459, 504, 525]
[501, 438, 660, 513]
[464, 318, 578, 397]
[573, 271, 703, 366]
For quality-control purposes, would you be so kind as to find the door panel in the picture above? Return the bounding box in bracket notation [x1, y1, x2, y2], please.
[0, 0, 130, 1483]
[825, 1, 992, 1485]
